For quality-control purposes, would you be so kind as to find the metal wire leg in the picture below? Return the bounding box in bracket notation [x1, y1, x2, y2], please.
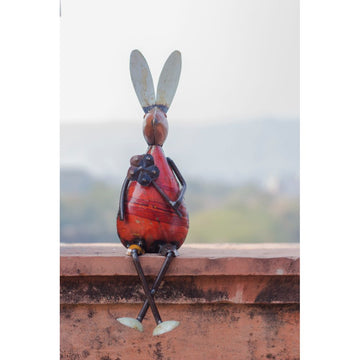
[136, 251, 175, 322]
[117, 248, 179, 335]
[130, 249, 162, 325]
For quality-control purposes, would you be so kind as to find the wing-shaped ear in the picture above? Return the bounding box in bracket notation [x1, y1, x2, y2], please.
[130, 50, 156, 113]
[155, 51, 182, 113]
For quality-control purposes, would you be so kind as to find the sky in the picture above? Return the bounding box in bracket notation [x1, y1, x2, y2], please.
[60, 0, 299, 123]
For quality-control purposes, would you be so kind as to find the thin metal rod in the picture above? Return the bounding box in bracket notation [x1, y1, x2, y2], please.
[131, 250, 162, 325]
[152, 181, 182, 217]
[136, 251, 174, 322]
[117, 177, 130, 221]
[167, 157, 187, 209]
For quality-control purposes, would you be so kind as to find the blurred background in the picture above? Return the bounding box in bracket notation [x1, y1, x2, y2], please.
[60, 0, 299, 244]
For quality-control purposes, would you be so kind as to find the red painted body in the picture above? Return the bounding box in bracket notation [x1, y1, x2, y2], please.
[117, 145, 189, 253]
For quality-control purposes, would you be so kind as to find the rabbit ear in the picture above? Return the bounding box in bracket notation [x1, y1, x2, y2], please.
[155, 51, 182, 113]
[130, 50, 156, 113]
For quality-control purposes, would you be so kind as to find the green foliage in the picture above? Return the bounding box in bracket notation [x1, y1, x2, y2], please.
[185, 181, 299, 243]
[61, 181, 120, 243]
[60, 174, 299, 244]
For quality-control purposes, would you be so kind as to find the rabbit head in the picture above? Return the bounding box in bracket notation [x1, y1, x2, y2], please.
[129, 50, 181, 146]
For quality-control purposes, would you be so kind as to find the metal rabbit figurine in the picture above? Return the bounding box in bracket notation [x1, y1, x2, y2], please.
[116, 50, 189, 336]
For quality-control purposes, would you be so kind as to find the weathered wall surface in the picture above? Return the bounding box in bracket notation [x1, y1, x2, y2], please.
[60, 244, 299, 360]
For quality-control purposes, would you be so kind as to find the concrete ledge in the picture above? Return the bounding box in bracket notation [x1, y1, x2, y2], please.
[60, 243, 300, 360]
[60, 243, 299, 277]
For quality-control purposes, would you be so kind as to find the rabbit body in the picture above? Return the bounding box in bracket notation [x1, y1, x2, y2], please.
[117, 145, 189, 253]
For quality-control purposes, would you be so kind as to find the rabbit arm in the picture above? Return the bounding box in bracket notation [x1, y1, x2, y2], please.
[166, 157, 187, 209]
[117, 177, 130, 221]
